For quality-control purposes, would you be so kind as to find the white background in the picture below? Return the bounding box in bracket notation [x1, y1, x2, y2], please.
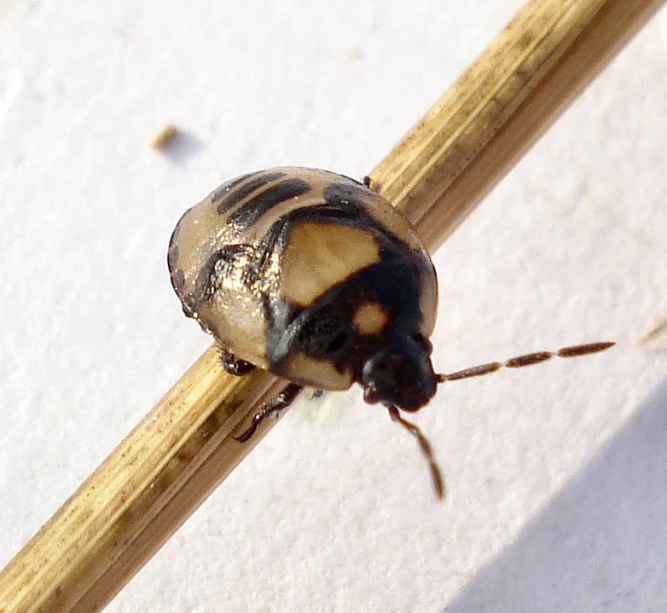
[1, 1, 667, 612]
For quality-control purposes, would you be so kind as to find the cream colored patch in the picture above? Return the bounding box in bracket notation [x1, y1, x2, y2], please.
[353, 302, 388, 336]
[280, 353, 352, 391]
[281, 222, 380, 306]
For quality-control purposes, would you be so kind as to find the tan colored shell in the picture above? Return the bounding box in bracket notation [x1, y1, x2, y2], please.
[168, 167, 437, 391]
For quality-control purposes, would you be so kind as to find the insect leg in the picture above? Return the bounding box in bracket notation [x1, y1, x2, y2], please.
[217, 347, 256, 376]
[235, 383, 304, 443]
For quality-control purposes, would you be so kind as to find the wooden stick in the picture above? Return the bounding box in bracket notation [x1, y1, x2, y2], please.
[0, 0, 661, 611]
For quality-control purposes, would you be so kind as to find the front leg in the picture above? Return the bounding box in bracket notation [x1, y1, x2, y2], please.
[235, 383, 304, 442]
[218, 346, 255, 376]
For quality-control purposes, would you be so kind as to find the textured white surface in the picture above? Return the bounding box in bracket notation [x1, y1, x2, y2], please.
[1, 1, 667, 612]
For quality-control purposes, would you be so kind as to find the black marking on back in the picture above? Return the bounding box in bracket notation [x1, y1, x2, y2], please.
[168, 208, 190, 251]
[322, 181, 376, 208]
[252, 216, 294, 345]
[193, 244, 257, 307]
[167, 235, 192, 316]
[215, 171, 287, 215]
[167, 207, 192, 280]
[210, 171, 255, 206]
[226, 178, 312, 229]
[260, 201, 430, 382]
[167, 244, 179, 271]
[293, 303, 357, 363]
[170, 268, 185, 294]
[267, 253, 426, 382]
[278, 197, 409, 257]
[181, 290, 198, 319]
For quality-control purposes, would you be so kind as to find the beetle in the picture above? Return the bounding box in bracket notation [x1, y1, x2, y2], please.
[168, 166, 613, 498]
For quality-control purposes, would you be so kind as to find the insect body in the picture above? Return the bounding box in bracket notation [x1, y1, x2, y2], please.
[168, 166, 613, 498]
[168, 167, 439, 406]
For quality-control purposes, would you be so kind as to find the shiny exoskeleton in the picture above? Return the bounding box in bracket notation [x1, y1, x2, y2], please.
[168, 167, 439, 410]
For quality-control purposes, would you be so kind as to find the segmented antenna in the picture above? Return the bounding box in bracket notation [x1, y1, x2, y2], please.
[439, 342, 615, 382]
[393, 341, 614, 500]
[388, 406, 444, 499]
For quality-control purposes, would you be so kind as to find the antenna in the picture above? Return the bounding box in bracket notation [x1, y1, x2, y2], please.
[391, 341, 615, 500]
[439, 342, 615, 382]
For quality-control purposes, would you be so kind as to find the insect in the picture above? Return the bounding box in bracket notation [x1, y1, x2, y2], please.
[168, 166, 613, 498]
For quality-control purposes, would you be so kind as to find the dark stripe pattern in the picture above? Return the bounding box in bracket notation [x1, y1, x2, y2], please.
[262, 199, 429, 377]
[210, 171, 254, 206]
[215, 171, 286, 215]
[322, 181, 375, 208]
[194, 244, 256, 305]
[226, 178, 312, 228]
